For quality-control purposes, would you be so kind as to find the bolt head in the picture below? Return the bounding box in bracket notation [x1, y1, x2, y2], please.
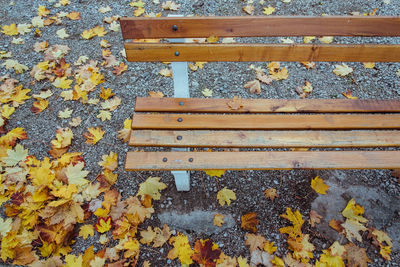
[177, 118, 183, 122]
[177, 135, 182, 140]
[162, 157, 168, 162]
[179, 101, 184, 106]
[188, 158, 193, 162]
[172, 25, 178, 31]
[174, 51, 180, 56]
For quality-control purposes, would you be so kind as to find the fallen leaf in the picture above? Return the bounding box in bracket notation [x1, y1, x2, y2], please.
[311, 176, 330, 194]
[67, 11, 81, 20]
[264, 188, 278, 201]
[264, 241, 277, 254]
[363, 62, 375, 69]
[137, 176, 167, 200]
[244, 80, 261, 94]
[250, 249, 273, 266]
[241, 212, 259, 233]
[149, 91, 164, 98]
[217, 187, 236, 206]
[99, 6, 112, 13]
[97, 110, 111, 121]
[95, 216, 112, 233]
[192, 239, 221, 266]
[31, 99, 49, 114]
[343, 243, 371, 267]
[2, 24, 19, 36]
[112, 62, 128, 75]
[79, 225, 95, 239]
[243, 5, 255, 15]
[162, 1, 181, 10]
[213, 214, 225, 227]
[309, 210, 322, 227]
[201, 88, 213, 97]
[56, 28, 69, 39]
[333, 63, 353, 76]
[140, 226, 156, 245]
[342, 89, 358, 99]
[58, 108, 73, 119]
[263, 6, 276, 15]
[152, 224, 172, 247]
[227, 96, 244, 110]
[319, 36, 334, 44]
[83, 127, 105, 145]
[341, 219, 367, 242]
[69, 116, 82, 127]
[159, 68, 172, 77]
[205, 169, 226, 178]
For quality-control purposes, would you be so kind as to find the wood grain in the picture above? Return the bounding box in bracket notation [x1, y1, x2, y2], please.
[120, 16, 400, 39]
[125, 43, 400, 62]
[125, 151, 400, 170]
[134, 97, 400, 113]
[131, 114, 400, 130]
[129, 130, 400, 148]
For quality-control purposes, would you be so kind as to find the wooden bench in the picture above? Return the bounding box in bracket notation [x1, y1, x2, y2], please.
[120, 16, 400, 191]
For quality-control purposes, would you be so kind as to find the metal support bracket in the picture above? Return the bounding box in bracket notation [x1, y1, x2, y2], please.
[169, 14, 190, 191]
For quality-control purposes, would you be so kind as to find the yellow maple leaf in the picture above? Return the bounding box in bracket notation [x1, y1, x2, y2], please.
[52, 77, 73, 89]
[264, 240, 277, 254]
[0, 218, 12, 238]
[79, 225, 95, 240]
[243, 5, 254, 15]
[117, 118, 132, 142]
[333, 63, 353, 76]
[1, 104, 15, 119]
[159, 68, 172, 77]
[213, 214, 225, 227]
[97, 110, 111, 121]
[342, 198, 367, 223]
[90, 256, 106, 267]
[263, 6, 276, 15]
[98, 151, 118, 171]
[238, 256, 250, 267]
[363, 62, 375, 69]
[64, 254, 83, 267]
[50, 127, 73, 149]
[83, 127, 105, 145]
[92, 26, 107, 37]
[29, 157, 55, 186]
[134, 7, 145, 17]
[58, 108, 73, 119]
[2, 24, 18, 36]
[99, 87, 115, 100]
[3, 144, 28, 166]
[95, 217, 112, 233]
[140, 226, 156, 245]
[201, 88, 213, 97]
[81, 29, 96, 40]
[319, 36, 334, 44]
[137, 176, 167, 200]
[217, 187, 236, 206]
[0, 232, 19, 261]
[168, 233, 194, 265]
[204, 170, 226, 178]
[279, 207, 304, 239]
[65, 161, 90, 186]
[207, 35, 219, 43]
[311, 176, 330, 194]
[38, 6, 50, 17]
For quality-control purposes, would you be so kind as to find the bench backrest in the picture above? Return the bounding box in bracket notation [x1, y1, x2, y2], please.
[120, 16, 400, 62]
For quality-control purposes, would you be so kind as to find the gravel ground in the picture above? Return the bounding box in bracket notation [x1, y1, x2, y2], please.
[1, 0, 400, 266]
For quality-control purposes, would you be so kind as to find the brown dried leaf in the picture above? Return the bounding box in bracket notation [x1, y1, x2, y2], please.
[149, 91, 164, 98]
[309, 210, 322, 227]
[227, 96, 243, 110]
[241, 212, 259, 233]
[244, 80, 261, 94]
[245, 233, 266, 253]
[256, 72, 272, 85]
[344, 243, 371, 267]
[264, 188, 278, 201]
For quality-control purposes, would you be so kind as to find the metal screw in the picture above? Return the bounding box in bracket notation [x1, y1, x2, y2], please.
[177, 118, 183, 122]
[172, 25, 178, 31]
[163, 157, 168, 162]
[177, 135, 182, 140]
[175, 51, 180, 56]
[179, 101, 184, 106]
[188, 158, 194, 162]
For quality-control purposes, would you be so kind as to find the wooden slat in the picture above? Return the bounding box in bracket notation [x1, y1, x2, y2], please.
[120, 16, 400, 39]
[131, 114, 400, 130]
[135, 98, 400, 113]
[124, 151, 400, 170]
[129, 130, 400, 148]
[125, 43, 400, 62]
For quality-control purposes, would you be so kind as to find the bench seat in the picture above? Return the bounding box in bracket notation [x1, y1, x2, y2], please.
[125, 97, 400, 171]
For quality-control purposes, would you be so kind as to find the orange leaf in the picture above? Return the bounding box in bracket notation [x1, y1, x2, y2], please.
[30, 99, 49, 114]
[241, 212, 259, 233]
[67, 11, 81, 20]
[192, 239, 221, 266]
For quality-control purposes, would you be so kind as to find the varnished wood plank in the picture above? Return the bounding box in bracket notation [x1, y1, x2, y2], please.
[120, 16, 400, 39]
[131, 114, 400, 130]
[135, 98, 400, 113]
[125, 151, 400, 170]
[125, 43, 400, 62]
[129, 130, 400, 148]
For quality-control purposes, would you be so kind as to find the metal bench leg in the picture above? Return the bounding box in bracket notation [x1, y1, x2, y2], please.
[169, 22, 190, 191]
